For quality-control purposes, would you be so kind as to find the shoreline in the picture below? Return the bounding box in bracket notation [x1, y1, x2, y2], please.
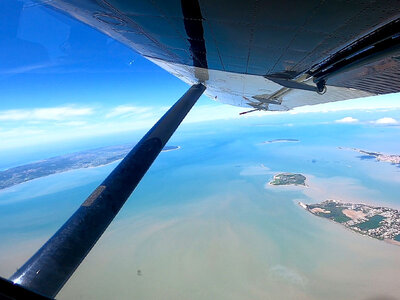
[268, 173, 308, 188]
[298, 202, 400, 247]
[268, 182, 309, 188]
[0, 146, 181, 191]
[384, 239, 400, 247]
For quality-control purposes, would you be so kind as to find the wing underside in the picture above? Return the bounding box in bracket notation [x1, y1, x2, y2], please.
[42, 0, 400, 110]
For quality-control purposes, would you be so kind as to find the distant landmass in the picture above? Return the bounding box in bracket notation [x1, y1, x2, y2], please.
[0, 145, 180, 190]
[269, 173, 306, 186]
[299, 200, 400, 245]
[262, 139, 299, 144]
[339, 147, 400, 165]
[268, 170, 400, 247]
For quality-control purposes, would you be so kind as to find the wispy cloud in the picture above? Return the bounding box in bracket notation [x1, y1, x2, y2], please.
[371, 117, 398, 125]
[58, 121, 88, 127]
[335, 117, 359, 123]
[0, 62, 55, 77]
[106, 105, 153, 119]
[1, 93, 400, 150]
[0, 128, 45, 139]
[0, 103, 238, 149]
[183, 104, 243, 123]
[291, 93, 400, 113]
[0, 106, 93, 121]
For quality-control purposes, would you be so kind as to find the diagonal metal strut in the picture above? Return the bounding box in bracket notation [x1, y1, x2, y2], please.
[9, 83, 206, 299]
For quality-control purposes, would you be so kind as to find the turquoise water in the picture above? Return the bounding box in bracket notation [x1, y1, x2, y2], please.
[0, 110, 400, 299]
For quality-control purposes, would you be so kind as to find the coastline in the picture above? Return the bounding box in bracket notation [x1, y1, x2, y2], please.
[298, 202, 400, 247]
[268, 182, 308, 188]
[268, 173, 308, 188]
[384, 239, 400, 247]
[0, 145, 181, 191]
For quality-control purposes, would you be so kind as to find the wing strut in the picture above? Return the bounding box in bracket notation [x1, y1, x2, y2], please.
[7, 83, 206, 299]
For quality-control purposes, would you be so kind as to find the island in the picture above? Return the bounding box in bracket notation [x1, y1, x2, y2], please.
[299, 200, 400, 245]
[262, 139, 299, 144]
[269, 173, 306, 186]
[339, 147, 400, 165]
[0, 145, 180, 190]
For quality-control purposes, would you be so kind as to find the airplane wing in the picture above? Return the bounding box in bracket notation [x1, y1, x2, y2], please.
[40, 0, 400, 111]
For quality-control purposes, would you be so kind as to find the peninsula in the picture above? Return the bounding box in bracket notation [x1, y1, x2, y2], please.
[269, 173, 306, 186]
[339, 147, 400, 165]
[0, 145, 180, 190]
[300, 200, 400, 244]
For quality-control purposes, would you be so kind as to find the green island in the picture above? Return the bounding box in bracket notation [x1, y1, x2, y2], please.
[269, 173, 306, 186]
[299, 200, 400, 245]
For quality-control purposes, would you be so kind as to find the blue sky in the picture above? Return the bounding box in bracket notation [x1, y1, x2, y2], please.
[1, 0, 400, 150]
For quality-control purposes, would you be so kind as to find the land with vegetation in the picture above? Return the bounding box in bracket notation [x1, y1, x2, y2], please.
[269, 173, 306, 186]
[339, 147, 400, 165]
[299, 200, 400, 244]
[0, 145, 180, 190]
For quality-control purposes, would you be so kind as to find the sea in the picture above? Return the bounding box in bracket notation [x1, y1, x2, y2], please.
[0, 109, 399, 300]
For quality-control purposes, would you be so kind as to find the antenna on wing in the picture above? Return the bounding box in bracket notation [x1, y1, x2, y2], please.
[239, 108, 260, 115]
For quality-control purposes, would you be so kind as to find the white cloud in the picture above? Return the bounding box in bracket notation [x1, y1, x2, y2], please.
[371, 117, 398, 125]
[1, 94, 399, 150]
[183, 104, 242, 123]
[291, 93, 400, 113]
[335, 117, 358, 123]
[0, 106, 93, 121]
[106, 105, 152, 118]
[0, 62, 54, 76]
[58, 121, 87, 127]
[0, 128, 45, 139]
